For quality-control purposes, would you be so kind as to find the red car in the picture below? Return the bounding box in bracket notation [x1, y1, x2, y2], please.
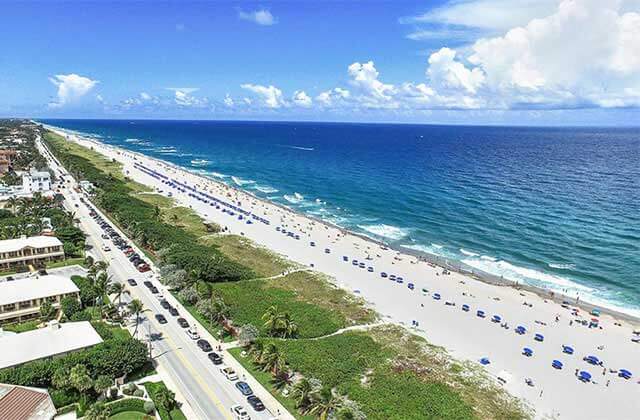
[137, 263, 150, 273]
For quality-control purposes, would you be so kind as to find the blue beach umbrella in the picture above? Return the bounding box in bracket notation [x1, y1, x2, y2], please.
[477, 310, 486, 318]
[480, 357, 490, 365]
[562, 345, 574, 355]
[534, 333, 544, 342]
[492, 315, 502, 323]
[619, 369, 632, 379]
[522, 348, 533, 357]
[552, 360, 563, 369]
[584, 355, 600, 365]
[579, 371, 592, 382]
[462, 304, 470, 312]
[433, 293, 441, 300]
[515, 326, 526, 335]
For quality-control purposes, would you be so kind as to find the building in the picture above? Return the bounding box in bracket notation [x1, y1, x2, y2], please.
[0, 149, 17, 174]
[0, 275, 79, 325]
[0, 321, 103, 369]
[0, 236, 64, 271]
[0, 383, 56, 420]
[22, 169, 51, 194]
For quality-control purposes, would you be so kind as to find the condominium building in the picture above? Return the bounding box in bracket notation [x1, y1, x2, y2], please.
[0, 236, 64, 270]
[0, 275, 79, 325]
[22, 168, 51, 194]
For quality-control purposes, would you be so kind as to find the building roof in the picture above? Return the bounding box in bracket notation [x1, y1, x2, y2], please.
[0, 322, 103, 369]
[0, 275, 79, 307]
[0, 236, 62, 254]
[0, 384, 55, 420]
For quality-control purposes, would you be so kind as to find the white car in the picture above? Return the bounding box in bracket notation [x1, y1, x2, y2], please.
[102, 245, 111, 252]
[186, 328, 200, 340]
[230, 404, 250, 420]
[220, 366, 238, 381]
[155, 293, 164, 301]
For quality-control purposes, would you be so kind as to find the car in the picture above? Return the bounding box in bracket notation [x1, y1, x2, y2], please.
[127, 278, 137, 286]
[186, 328, 200, 340]
[208, 352, 223, 365]
[102, 245, 111, 252]
[220, 367, 238, 381]
[155, 314, 167, 324]
[101, 234, 109, 239]
[128, 253, 140, 261]
[246, 395, 265, 411]
[197, 339, 212, 352]
[177, 317, 189, 328]
[230, 404, 250, 420]
[137, 264, 151, 273]
[155, 293, 165, 301]
[150, 286, 159, 294]
[143, 281, 153, 288]
[235, 381, 253, 396]
[168, 306, 179, 316]
[160, 300, 171, 309]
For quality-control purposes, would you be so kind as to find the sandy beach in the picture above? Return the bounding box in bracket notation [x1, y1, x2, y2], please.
[54, 127, 640, 420]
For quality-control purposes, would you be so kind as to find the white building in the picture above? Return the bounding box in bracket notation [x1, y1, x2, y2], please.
[0, 321, 103, 369]
[0, 235, 64, 271]
[22, 169, 51, 194]
[0, 274, 79, 324]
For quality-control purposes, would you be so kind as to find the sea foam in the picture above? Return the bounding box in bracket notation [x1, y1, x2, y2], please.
[358, 224, 409, 241]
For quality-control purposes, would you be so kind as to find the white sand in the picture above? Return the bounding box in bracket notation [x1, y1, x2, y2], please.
[56, 129, 640, 419]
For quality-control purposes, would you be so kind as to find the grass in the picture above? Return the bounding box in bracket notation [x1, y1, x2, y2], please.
[109, 412, 150, 420]
[212, 271, 375, 339]
[46, 257, 85, 269]
[144, 381, 187, 420]
[2, 319, 40, 333]
[232, 325, 528, 420]
[200, 234, 292, 278]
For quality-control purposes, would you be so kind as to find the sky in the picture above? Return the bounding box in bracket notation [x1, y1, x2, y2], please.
[1, 0, 639, 125]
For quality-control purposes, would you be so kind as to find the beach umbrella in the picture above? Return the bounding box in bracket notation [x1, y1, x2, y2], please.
[534, 333, 544, 342]
[480, 357, 491, 365]
[522, 347, 533, 357]
[408, 283, 415, 290]
[579, 371, 592, 382]
[618, 369, 632, 379]
[515, 326, 526, 335]
[584, 355, 600, 365]
[492, 315, 502, 323]
[462, 304, 470, 312]
[433, 293, 441, 300]
[562, 345, 574, 355]
[477, 310, 486, 318]
[552, 360, 563, 369]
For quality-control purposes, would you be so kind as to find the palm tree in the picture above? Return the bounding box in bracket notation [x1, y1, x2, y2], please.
[84, 402, 111, 420]
[307, 387, 342, 420]
[262, 305, 281, 336]
[292, 378, 314, 410]
[248, 341, 264, 364]
[93, 375, 113, 399]
[278, 312, 298, 338]
[272, 369, 292, 391]
[7, 196, 17, 213]
[108, 282, 128, 307]
[155, 387, 177, 419]
[94, 271, 111, 310]
[260, 343, 286, 374]
[128, 299, 145, 337]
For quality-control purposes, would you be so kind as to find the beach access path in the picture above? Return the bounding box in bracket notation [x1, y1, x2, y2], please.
[57, 128, 640, 420]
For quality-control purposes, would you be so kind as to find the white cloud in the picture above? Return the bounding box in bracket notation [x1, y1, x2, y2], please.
[292, 90, 312, 107]
[465, 0, 640, 107]
[48, 74, 98, 108]
[166, 87, 207, 107]
[140, 92, 152, 101]
[240, 84, 286, 108]
[316, 88, 350, 106]
[427, 47, 485, 94]
[402, 0, 561, 32]
[237, 8, 276, 26]
[224, 94, 234, 107]
[347, 61, 398, 108]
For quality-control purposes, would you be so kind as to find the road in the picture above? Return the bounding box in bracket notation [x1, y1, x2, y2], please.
[37, 138, 281, 420]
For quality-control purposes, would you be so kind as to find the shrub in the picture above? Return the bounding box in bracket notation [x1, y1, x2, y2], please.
[61, 296, 81, 319]
[144, 400, 156, 414]
[134, 389, 145, 397]
[107, 397, 147, 415]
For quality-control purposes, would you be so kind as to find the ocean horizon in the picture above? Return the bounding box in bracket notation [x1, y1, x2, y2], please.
[41, 119, 640, 315]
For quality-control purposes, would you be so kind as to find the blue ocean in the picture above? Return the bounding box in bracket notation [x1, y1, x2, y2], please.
[42, 119, 640, 314]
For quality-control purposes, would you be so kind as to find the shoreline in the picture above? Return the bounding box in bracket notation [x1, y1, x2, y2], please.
[44, 123, 640, 419]
[42, 123, 640, 326]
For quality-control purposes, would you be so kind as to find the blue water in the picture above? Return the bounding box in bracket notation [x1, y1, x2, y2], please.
[41, 119, 640, 314]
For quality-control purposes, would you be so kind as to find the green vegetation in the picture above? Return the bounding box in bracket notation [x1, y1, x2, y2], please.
[144, 382, 186, 420]
[233, 325, 527, 420]
[109, 413, 150, 420]
[106, 398, 148, 417]
[2, 319, 40, 333]
[200, 234, 292, 278]
[46, 257, 86, 269]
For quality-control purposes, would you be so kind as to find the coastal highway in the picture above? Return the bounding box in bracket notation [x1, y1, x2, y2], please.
[37, 138, 283, 420]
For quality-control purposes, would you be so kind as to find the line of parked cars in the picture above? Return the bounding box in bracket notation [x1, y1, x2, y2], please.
[86, 203, 150, 272]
